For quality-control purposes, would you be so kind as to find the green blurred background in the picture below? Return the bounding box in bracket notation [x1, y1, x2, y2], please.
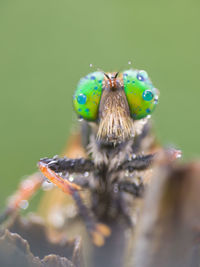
[0, 0, 199, 208]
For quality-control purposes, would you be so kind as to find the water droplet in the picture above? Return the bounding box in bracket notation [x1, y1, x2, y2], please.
[77, 94, 87, 104]
[125, 170, 129, 177]
[89, 63, 93, 68]
[128, 60, 132, 65]
[128, 153, 136, 161]
[154, 95, 159, 104]
[175, 150, 182, 158]
[69, 175, 74, 182]
[84, 171, 89, 177]
[142, 90, 154, 101]
[42, 181, 54, 191]
[132, 153, 136, 159]
[19, 200, 29, 210]
[78, 117, 83, 122]
[139, 70, 148, 79]
[137, 73, 145, 82]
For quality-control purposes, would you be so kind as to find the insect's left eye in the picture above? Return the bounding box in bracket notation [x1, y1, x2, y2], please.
[123, 69, 159, 120]
[73, 71, 104, 121]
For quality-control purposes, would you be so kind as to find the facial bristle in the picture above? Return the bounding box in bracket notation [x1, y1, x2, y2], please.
[97, 88, 134, 143]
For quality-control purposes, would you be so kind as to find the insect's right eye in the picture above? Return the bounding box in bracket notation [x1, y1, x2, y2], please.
[123, 69, 159, 120]
[73, 71, 104, 121]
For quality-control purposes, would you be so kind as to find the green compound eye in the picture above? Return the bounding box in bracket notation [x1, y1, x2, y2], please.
[123, 69, 159, 120]
[73, 71, 104, 121]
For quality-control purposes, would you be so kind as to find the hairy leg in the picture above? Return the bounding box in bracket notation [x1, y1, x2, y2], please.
[40, 157, 94, 173]
[38, 161, 110, 246]
[118, 154, 154, 172]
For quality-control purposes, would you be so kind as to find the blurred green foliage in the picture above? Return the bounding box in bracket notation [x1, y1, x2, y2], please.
[0, 0, 199, 208]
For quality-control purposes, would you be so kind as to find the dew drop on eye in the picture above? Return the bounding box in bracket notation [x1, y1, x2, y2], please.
[77, 94, 87, 104]
[142, 90, 154, 101]
[136, 73, 145, 81]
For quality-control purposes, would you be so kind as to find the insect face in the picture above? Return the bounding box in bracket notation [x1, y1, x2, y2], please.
[73, 69, 159, 143]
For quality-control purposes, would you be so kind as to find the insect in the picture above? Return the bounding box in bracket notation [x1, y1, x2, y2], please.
[38, 69, 159, 248]
[1, 68, 161, 267]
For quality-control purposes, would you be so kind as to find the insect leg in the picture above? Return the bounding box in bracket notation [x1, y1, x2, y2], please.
[120, 148, 182, 172]
[72, 190, 111, 246]
[0, 173, 43, 223]
[40, 157, 94, 173]
[118, 154, 154, 172]
[38, 161, 110, 246]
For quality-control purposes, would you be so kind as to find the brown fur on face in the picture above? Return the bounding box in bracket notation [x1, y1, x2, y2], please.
[97, 75, 134, 144]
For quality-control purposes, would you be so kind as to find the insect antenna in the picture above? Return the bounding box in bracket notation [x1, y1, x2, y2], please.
[114, 72, 119, 78]
[103, 72, 110, 80]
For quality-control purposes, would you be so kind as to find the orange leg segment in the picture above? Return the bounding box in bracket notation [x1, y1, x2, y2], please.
[0, 173, 43, 223]
[7, 174, 43, 212]
[38, 162, 81, 194]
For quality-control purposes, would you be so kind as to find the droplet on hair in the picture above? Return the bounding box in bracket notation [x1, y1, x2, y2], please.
[19, 200, 29, 210]
[69, 175, 74, 182]
[78, 117, 83, 122]
[42, 181, 54, 191]
[131, 153, 136, 160]
[89, 63, 93, 68]
[154, 95, 159, 104]
[125, 170, 130, 177]
[84, 171, 89, 177]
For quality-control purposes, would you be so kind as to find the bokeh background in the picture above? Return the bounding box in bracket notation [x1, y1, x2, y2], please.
[0, 0, 199, 208]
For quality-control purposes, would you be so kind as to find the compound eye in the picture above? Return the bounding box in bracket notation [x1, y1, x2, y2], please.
[123, 69, 159, 120]
[73, 71, 104, 121]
